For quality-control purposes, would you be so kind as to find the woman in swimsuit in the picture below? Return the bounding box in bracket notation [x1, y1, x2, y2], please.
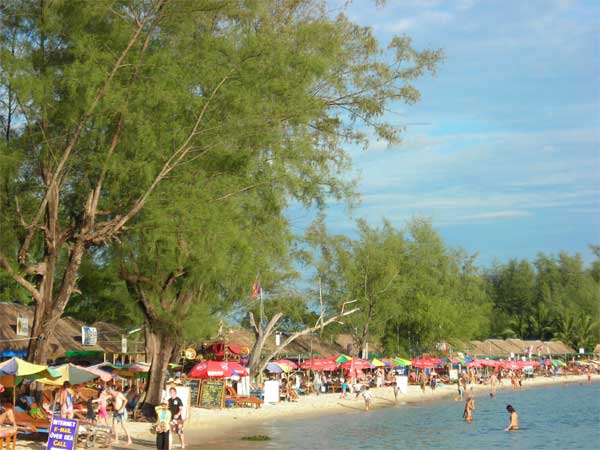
[463, 397, 474, 423]
[60, 381, 75, 419]
[505, 404, 519, 431]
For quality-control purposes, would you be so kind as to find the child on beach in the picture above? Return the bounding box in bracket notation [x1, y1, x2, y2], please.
[456, 378, 464, 401]
[340, 378, 348, 399]
[354, 382, 362, 399]
[362, 386, 371, 412]
[92, 388, 110, 427]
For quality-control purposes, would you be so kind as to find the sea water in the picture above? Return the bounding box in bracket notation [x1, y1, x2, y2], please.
[191, 382, 600, 450]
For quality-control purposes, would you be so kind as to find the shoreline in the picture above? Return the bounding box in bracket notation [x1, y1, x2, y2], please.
[127, 374, 594, 446]
[14, 374, 596, 450]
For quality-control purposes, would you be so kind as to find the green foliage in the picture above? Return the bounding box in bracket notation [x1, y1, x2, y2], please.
[487, 251, 600, 350]
[0, 0, 442, 353]
[305, 217, 492, 356]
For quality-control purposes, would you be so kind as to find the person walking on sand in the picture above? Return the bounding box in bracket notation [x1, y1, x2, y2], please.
[92, 388, 110, 427]
[362, 386, 371, 412]
[109, 386, 132, 445]
[418, 371, 427, 394]
[456, 377, 464, 401]
[490, 372, 497, 396]
[505, 404, 519, 431]
[168, 386, 186, 449]
[340, 377, 348, 399]
[59, 381, 75, 419]
[463, 397, 475, 423]
[154, 399, 171, 450]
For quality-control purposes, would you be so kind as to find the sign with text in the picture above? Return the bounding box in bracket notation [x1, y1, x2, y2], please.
[47, 417, 79, 450]
[16, 317, 29, 337]
[198, 380, 225, 409]
[81, 326, 97, 346]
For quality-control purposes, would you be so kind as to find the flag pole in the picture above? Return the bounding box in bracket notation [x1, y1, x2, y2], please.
[259, 285, 264, 330]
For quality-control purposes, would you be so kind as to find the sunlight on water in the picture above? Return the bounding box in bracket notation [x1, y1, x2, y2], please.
[192, 383, 600, 450]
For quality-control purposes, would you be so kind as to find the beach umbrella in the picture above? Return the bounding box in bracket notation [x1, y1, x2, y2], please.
[189, 361, 233, 379]
[467, 361, 483, 369]
[300, 359, 338, 371]
[274, 359, 299, 369]
[412, 357, 442, 369]
[370, 358, 385, 367]
[266, 362, 293, 373]
[335, 354, 352, 364]
[479, 359, 500, 368]
[502, 361, 520, 370]
[344, 368, 364, 378]
[0, 357, 60, 379]
[551, 359, 567, 367]
[341, 359, 372, 370]
[226, 361, 249, 376]
[37, 363, 111, 386]
[394, 358, 412, 367]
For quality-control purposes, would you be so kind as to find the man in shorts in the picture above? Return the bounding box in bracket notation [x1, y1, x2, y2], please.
[168, 387, 185, 448]
[108, 386, 132, 445]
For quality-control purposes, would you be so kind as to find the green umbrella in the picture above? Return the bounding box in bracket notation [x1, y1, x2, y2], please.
[37, 363, 102, 386]
[335, 354, 352, 364]
[394, 357, 412, 367]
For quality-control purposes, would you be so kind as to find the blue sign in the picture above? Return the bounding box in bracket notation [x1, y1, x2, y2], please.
[47, 418, 79, 450]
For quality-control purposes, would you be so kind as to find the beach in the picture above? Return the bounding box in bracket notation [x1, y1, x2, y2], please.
[13, 374, 594, 450]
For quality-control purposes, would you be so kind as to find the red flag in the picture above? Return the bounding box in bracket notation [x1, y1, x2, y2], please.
[252, 279, 261, 298]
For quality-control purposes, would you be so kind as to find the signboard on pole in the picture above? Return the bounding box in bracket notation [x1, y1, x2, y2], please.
[47, 417, 79, 450]
[16, 317, 29, 337]
[81, 327, 97, 346]
[121, 336, 128, 354]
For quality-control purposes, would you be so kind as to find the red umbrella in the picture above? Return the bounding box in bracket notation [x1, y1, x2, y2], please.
[274, 359, 299, 369]
[341, 359, 372, 370]
[502, 361, 520, 370]
[300, 359, 338, 371]
[412, 357, 442, 369]
[189, 361, 233, 379]
[345, 368, 364, 378]
[467, 361, 483, 368]
[479, 359, 501, 368]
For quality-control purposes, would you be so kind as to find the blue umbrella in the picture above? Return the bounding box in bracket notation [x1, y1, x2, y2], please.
[266, 362, 285, 373]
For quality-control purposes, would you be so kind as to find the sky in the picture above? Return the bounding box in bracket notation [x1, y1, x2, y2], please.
[290, 0, 599, 267]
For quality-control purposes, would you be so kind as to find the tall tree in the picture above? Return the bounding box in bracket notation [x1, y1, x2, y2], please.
[0, 0, 442, 365]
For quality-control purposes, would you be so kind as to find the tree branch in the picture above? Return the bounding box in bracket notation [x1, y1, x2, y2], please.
[257, 307, 359, 374]
[89, 69, 234, 242]
[17, 7, 157, 262]
[0, 251, 42, 302]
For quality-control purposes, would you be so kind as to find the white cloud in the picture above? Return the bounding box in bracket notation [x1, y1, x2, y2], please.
[383, 10, 453, 33]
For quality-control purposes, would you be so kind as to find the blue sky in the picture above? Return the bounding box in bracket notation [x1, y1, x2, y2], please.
[290, 0, 599, 267]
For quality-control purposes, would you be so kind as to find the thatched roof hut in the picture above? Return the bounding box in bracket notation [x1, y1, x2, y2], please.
[0, 302, 129, 362]
[463, 337, 575, 357]
[212, 327, 343, 360]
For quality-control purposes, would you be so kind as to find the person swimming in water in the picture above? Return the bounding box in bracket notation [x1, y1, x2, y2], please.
[463, 397, 475, 423]
[505, 404, 519, 431]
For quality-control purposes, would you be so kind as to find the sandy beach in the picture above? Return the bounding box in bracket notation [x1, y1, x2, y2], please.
[13, 374, 594, 450]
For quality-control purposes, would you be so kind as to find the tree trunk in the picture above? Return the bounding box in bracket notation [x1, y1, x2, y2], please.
[27, 304, 58, 365]
[144, 326, 177, 408]
[247, 330, 266, 379]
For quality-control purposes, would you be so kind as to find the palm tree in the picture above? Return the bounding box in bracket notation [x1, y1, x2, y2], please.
[553, 312, 577, 349]
[573, 314, 598, 351]
[528, 303, 555, 341]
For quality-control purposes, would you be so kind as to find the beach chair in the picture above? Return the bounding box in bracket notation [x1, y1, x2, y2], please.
[2, 404, 51, 434]
[224, 386, 263, 409]
[0, 428, 16, 450]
